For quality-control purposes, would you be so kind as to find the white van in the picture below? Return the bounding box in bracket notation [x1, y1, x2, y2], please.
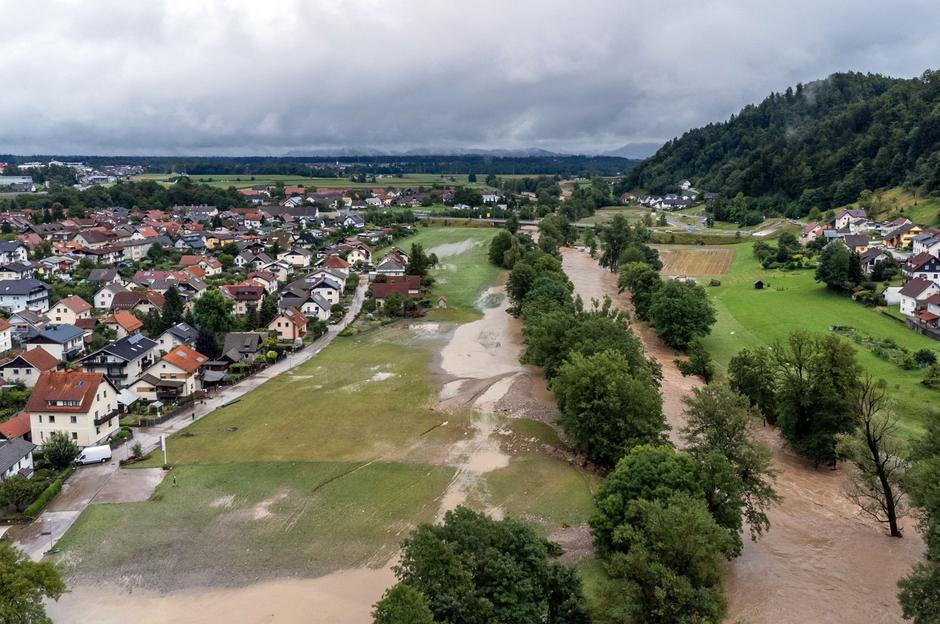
[75, 445, 112, 465]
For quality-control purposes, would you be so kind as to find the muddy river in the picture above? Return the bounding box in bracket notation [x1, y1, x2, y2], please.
[560, 246, 924, 624]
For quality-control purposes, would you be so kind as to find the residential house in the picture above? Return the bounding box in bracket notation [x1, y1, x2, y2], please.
[88, 268, 124, 286]
[23, 324, 86, 361]
[277, 248, 312, 269]
[49, 295, 92, 325]
[0, 347, 60, 387]
[8, 309, 48, 342]
[80, 334, 159, 388]
[885, 223, 923, 249]
[343, 242, 372, 265]
[103, 310, 144, 339]
[221, 283, 265, 317]
[136, 344, 208, 401]
[0, 261, 35, 280]
[26, 370, 119, 448]
[841, 235, 870, 254]
[859, 248, 889, 275]
[219, 332, 267, 364]
[0, 279, 50, 313]
[151, 323, 196, 355]
[246, 271, 279, 294]
[372, 275, 423, 304]
[279, 288, 331, 320]
[94, 283, 129, 311]
[374, 257, 406, 277]
[904, 253, 940, 285]
[899, 278, 940, 317]
[0, 318, 10, 354]
[0, 241, 27, 264]
[833, 209, 867, 230]
[0, 438, 36, 481]
[342, 214, 365, 230]
[0, 413, 32, 442]
[320, 254, 350, 278]
[111, 290, 164, 315]
[912, 232, 940, 257]
[268, 306, 307, 341]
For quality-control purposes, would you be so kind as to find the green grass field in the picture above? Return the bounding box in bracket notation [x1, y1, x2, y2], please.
[378, 227, 500, 317]
[576, 206, 650, 225]
[132, 172, 493, 190]
[697, 247, 939, 439]
[54, 226, 596, 590]
[834, 187, 940, 226]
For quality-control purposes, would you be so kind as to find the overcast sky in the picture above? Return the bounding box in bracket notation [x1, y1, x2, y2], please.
[1, 0, 939, 156]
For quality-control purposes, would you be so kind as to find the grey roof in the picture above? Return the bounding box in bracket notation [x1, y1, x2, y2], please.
[0, 437, 36, 474]
[165, 322, 198, 343]
[27, 324, 84, 344]
[98, 334, 158, 361]
[0, 261, 32, 272]
[0, 241, 24, 253]
[222, 332, 267, 358]
[88, 269, 119, 283]
[0, 278, 48, 295]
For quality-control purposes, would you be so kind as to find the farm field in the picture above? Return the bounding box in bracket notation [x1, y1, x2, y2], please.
[576, 205, 649, 225]
[131, 172, 493, 190]
[53, 227, 595, 596]
[697, 247, 939, 440]
[655, 245, 734, 276]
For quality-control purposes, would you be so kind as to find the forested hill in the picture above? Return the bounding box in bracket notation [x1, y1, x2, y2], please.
[625, 70, 940, 216]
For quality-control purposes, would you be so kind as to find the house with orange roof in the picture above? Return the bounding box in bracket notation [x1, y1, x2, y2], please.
[103, 310, 144, 339]
[26, 370, 119, 447]
[0, 412, 32, 441]
[135, 344, 208, 400]
[49, 295, 92, 325]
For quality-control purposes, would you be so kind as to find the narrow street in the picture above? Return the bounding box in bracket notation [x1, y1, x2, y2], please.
[9, 283, 367, 561]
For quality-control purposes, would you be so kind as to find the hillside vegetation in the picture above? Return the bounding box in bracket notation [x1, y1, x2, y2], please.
[626, 70, 940, 218]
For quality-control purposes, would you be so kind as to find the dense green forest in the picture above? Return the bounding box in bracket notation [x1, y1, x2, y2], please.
[624, 70, 940, 218]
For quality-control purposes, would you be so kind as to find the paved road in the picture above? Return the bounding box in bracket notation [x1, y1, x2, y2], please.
[9, 283, 367, 561]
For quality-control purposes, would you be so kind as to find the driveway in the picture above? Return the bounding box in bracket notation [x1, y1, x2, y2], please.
[8, 283, 367, 561]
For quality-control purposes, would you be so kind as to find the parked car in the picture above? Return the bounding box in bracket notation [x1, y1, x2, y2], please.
[75, 445, 112, 465]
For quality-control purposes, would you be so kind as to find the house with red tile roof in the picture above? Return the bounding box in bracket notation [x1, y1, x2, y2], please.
[26, 370, 119, 447]
[268, 306, 307, 341]
[136, 344, 208, 400]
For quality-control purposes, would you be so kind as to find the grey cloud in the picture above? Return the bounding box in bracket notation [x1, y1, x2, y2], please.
[1, 0, 939, 155]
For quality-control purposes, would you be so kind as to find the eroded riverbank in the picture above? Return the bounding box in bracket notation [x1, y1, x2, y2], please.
[560, 246, 923, 624]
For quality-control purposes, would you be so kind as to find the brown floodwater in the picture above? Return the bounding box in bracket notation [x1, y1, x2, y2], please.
[560, 246, 924, 624]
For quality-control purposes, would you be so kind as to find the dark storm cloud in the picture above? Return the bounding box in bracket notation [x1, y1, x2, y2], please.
[1, 0, 939, 155]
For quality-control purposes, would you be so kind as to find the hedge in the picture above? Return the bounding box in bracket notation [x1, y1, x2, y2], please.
[25, 466, 76, 517]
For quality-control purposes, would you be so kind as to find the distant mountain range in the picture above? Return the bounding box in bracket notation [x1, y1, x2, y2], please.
[283, 145, 661, 159]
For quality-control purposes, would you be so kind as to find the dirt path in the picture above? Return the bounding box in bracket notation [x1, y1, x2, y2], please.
[560, 246, 923, 624]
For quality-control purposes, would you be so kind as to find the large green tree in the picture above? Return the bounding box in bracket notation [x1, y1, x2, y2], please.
[192, 289, 236, 333]
[681, 384, 779, 549]
[649, 280, 716, 350]
[393, 506, 589, 624]
[372, 584, 434, 624]
[552, 350, 665, 468]
[0, 541, 65, 624]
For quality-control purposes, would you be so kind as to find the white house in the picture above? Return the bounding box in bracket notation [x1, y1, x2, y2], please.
[49, 295, 92, 325]
[0, 438, 36, 481]
[94, 284, 128, 311]
[26, 370, 120, 448]
[0, 279, 50, 313]
[0, 347, 60, 387]
[899, 278, 940, 317]
[0, 317, 11, 354]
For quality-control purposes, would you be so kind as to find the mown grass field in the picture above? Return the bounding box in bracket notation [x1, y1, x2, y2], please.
[697, 247, 939, 440]
[131, 172, 493, 190]
[576, 206, 650, 225]
[837, 186, 940, 225]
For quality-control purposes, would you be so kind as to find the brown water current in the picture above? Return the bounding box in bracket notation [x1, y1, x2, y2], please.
[560, 246, 924, 624]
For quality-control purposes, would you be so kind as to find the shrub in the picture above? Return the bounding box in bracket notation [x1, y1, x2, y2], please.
[43, 432, 79, 470]
[24, 467, 75, 517]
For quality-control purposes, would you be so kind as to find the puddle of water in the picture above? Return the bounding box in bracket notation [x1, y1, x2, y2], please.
[439, 287, 523, 380]
[371, 372, 395, 382]
[429, 239, 479, 258]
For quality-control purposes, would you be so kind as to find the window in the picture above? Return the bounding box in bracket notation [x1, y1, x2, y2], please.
[70, 416, 77, 424]
[72, 432, 78, 440]
[48, 415, 55, 424]
[95, 426, 100, 435]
